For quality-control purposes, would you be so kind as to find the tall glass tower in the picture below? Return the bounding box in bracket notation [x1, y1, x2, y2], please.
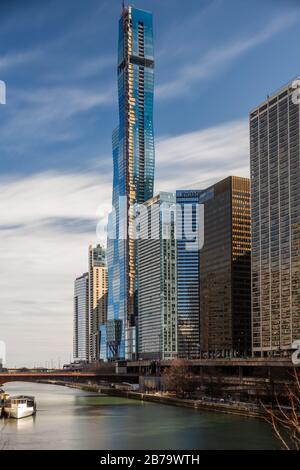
[106, 5, 155, 360]
[250, 79, 300, 356]
[176, 189, 213, 358]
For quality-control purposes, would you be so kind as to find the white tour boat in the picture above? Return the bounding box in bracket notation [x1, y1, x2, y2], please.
[4, 396, 36, 419]
[0, 389, 10, 403]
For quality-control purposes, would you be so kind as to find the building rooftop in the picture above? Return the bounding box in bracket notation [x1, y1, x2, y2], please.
[250, 75, 300, 116]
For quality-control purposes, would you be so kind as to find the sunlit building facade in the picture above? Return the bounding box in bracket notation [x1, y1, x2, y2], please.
[107, 6, 155, 360]
[200, 177, 251, 356]
[250, 79, 300, 355]
[89, 244, 108, 362]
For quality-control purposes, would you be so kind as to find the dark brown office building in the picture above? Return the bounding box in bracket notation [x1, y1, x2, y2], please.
[200, 176, 251, 356]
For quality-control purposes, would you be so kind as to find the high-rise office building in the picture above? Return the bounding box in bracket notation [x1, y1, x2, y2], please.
[138, 192, 177, 360]
[106, 5, 155, 360]
[176, 189, 213, 358]
[250, 79, 300, 356]
[73, 272, 89, 362]
[89, 244, 108, 362]
[200, 176, 251, 356]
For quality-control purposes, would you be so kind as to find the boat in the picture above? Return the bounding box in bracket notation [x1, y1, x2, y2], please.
[4, 396, 36, 419]
[0, 389, 10, 403]
[0, 389, 10, 418]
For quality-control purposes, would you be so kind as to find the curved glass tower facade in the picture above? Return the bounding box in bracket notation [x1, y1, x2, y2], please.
[106, 6, 155, 360]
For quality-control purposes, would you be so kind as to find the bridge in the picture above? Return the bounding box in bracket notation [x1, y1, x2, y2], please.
[0, 357, 297, 397]
[0, 370, 139, 386]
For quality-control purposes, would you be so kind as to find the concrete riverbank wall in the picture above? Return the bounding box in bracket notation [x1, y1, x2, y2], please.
[38, 380, 264, 419]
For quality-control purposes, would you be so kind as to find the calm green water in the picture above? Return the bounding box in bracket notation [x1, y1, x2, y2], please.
[0, 382, 279, 450]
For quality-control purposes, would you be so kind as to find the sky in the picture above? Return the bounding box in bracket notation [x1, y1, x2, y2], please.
[0, 0, 300, 367]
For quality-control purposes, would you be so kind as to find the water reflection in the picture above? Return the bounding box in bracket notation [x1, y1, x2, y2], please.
[12, 415, 35, 431]
[0, 382, 279, 450]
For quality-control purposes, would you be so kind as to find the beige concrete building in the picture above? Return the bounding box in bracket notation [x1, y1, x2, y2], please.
[89, 244, 108, 362]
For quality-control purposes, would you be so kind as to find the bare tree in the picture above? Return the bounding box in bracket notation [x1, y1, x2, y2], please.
[163, 359, 195, 398]
[263, 368, 300, 450]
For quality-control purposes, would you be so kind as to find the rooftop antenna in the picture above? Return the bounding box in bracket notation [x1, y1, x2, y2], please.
[122, 0, 125, 10]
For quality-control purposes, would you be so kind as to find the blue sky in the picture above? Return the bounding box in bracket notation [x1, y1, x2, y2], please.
[1, 0, 300, 366]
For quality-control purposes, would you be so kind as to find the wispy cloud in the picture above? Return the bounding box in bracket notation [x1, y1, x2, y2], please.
[44, 55, 115, 82]
[0, 3, 116, 156]
[0, 116, 249, 366]
[0, 170, 111, 227]
[0, 84, 114, 153]
[0, 49, 42, 71]
[15, 85, 114, 118]
[155, 118, 249, 191]
[0, 170, 111, 367]
[156, 9, 300, 100]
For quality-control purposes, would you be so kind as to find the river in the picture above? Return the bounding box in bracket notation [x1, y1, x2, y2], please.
[0, 382, 279, 450]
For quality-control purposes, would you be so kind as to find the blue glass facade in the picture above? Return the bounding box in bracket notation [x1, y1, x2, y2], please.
[99, 324, 107, 361]
[176, 189, 213, 358]
[107, 6, 155, 360]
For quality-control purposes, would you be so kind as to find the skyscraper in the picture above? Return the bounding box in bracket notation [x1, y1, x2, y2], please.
[107, 5, 155, 360]
[73, 272, 89, 362]
[250, 79, 300, 356]
[138, 192, 177, 360]
[176, 189, 212, 358]
[200, 176, 251, 357]
[89, 244, 108, 362]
